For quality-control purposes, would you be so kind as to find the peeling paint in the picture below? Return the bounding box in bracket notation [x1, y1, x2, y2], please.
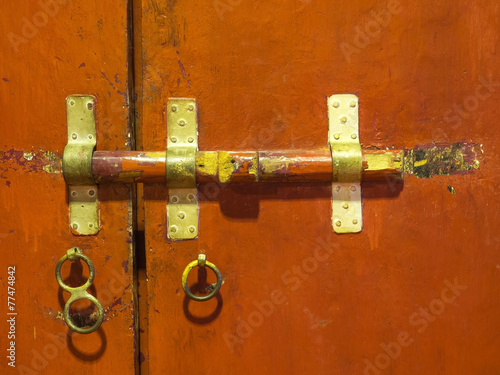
[1, 149, 62, 174]
[404, 143, 481, 178]
[218, 151, 235, 183]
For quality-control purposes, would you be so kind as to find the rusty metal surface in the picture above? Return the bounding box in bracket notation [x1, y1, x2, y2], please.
[0, 1, 136, 373]
[135, 0, 498, 374]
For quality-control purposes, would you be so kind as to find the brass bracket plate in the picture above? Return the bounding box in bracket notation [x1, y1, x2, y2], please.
[63, 96, 99, 235]
[166, 98, 199, 240]
[328, 94, 363, 234]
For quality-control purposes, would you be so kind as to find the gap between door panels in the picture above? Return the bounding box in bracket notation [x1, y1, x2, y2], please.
[126, 0, 149, 374]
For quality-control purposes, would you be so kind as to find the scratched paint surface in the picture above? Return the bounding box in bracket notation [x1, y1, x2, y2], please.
[0, 1, 136, 374]
[135, 1, 500, 374]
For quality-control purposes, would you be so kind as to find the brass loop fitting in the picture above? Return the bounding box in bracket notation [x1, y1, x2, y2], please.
[55, 248, 104, 334]
[181, 254, 222, 302]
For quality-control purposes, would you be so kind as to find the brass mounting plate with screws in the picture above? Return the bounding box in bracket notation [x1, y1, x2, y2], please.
[328, 94, 363, 234]
[63, 96, 99, 235]
[166, 98, 199, 240]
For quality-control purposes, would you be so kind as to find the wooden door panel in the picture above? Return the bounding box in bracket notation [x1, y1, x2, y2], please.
[132, 0, 499, 374]
[1, 1, 136, 374]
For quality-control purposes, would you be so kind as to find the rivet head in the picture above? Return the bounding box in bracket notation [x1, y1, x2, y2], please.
[187, 194, 195, 201]
[334, 134, 340, 140]
[71, 191, 77, 197]
[351, 134, 357, 139]
[72, 223, 78, 229]
[71, 133, 78, 140]
[350, 101, 356, 108]
[188, 137, 194, 143]
[342, 203, 349, 209]
[171, 196, 179, 203]
[88, 189, 95, 196]
[332, 101, 340, 108]
[171, 105, 178, 112]
[335, 220, 342, 227]
[170, 225, 178, 233]
[87, 102, 93, 110]
[350, 186, 357, 192]
[178, 212, 185, 219]
[69, 100, 75, 106]
[352, 219, 359, 225]
[187, 104, 195, 111]
[170, 136, 177, 143]
[188, 226, 196, 233]
[178, 119, 186, 127]
[88, 134, 93, 140]
[335, 185, 341, 192]
[340, 116, 347, 124]
[88, 223, 94, 228]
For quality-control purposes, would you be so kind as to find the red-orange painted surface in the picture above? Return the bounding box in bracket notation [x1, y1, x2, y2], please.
[0, 1, 136, 374]
[135, 1, 499, 374]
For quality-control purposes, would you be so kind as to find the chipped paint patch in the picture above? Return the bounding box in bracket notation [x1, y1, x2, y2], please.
[404, 143, 481, 178]
[218, 151, 235, 183]
[1, 149, 62, 174]
[196, 152, 218, 177]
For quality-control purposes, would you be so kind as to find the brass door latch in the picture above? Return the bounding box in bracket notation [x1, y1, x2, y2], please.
[62, 94, 405, 238]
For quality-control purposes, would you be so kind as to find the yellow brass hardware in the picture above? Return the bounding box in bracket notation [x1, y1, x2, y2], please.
[166, 98, 199, 240]
[328, 94, 363, 234]
[181, 254, 222, 302]
[63, 96, 99, 235]
[55, 248, 104, 334]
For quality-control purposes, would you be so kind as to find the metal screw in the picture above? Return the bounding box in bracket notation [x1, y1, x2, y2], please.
[351, 134, 357, 139]
[187, 194, 195, 201]
[72, 223, 78, 229]
[340, 116, 347, 124]
[88, 134, 93, 140]
[335, 220, 342, 227]
[69, 100, 75, 106]
[188, 137, 194, 143]
[71, 191, 77, 197]
[188, 226, 196, 233]
[171, 196, 179, 203]
[172, 105, 178, 112]
[342, 202, 349, 209]
[178, 212, 185, 219]
[170, 226, 178, 233]
[352, 219, 358, 225]
[71, 133, 78, 140]
[170, 136, 177, 143]
[350, 101, 356, 108]
[178, 119, 186, 127]
[334, 134, 340, 140]
[88, 189, 95, 196]
[332, 101, 340, 108]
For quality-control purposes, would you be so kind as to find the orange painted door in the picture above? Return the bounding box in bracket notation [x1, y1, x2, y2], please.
[135, 1, 500, 374]
[1, 1, 136, 374]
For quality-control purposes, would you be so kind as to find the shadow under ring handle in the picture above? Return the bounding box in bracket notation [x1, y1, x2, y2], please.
[55, 248, 104, 334]
[181, 254, 223, 302]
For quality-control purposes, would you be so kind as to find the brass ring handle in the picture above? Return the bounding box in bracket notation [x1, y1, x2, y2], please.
[181, 254, 223, 302]
[55, 248, 104, 334]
